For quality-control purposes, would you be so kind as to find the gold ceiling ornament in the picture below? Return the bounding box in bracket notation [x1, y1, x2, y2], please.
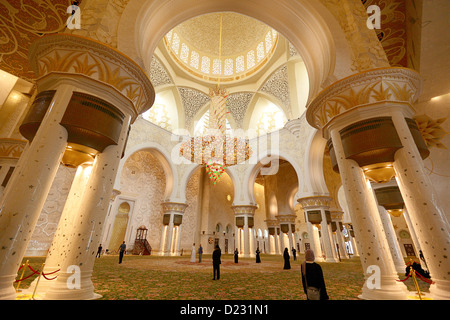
[61, 143, 97, 168]
[387, 209, 403, 218]
[179, 14, 252, 184]
[362, 162, 395, 183]
[414, 114, 448, 149]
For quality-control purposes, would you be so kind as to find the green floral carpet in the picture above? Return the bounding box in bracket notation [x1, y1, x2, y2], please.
[16, 254, 430, 300]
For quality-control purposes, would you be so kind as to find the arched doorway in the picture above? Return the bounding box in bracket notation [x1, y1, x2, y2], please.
[108, 201, 131, 254]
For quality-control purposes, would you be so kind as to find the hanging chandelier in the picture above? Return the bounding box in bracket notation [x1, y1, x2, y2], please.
[179, 15, 252, 184]
[179, 86, 252, 184]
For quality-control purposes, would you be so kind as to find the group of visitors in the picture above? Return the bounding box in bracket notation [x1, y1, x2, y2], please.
[191, 243, 329, 300]
[103, 240, 329, 300]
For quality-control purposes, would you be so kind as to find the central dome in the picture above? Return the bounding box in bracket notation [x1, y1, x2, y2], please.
[176, 12, 271, 57]
[164, 12, 278, 82]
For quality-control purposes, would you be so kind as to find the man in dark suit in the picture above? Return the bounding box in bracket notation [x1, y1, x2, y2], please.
[119, 241, 126, 264]
[212, 245, 221, 280]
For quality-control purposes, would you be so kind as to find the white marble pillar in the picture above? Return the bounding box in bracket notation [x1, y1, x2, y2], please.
[330, 127, 409, 300]
[160, 202, 188, 256]
[298, 197, 335, 262]
[334, 221, 349, 259]
[391, 110, 450, 300]
[232, 205, 256, 257]
[378, 206, 405, 273]
[348, 226, 360, 257]
[402, 208, 422, 261]
[0, 85, 73, 300]
[320, 209, 339, 262]
[43, 114, 131, 300]
[27, 163, 93, 295]
[305, 217, 322, 260]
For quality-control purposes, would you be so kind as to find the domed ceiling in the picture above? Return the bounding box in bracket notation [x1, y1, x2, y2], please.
[163, 12, 278, 83]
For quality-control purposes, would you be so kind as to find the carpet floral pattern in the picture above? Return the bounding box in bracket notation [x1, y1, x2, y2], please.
[17, 255, 430, 300]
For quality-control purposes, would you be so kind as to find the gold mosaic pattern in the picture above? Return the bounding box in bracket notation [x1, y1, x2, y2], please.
[0, 0, 74, 81]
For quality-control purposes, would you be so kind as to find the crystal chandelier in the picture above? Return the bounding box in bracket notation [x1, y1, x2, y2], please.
[179, 15, 252, 184]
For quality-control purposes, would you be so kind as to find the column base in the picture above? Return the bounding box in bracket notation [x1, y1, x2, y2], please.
[0, 273, 17, 300]
[358, 275, 409, 300]
[26, 266, 60, 296]
[43, 270, 101, 300]
[429, 279, 450, 300]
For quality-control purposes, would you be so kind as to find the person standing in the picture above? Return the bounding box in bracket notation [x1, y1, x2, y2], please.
[119, 241, 126, 264]
[212, 245, 221, 280]
[292, 247, 297, 261]
[301, 249, 329, 300]
[283, 248, 291, 269]
[256, 247, 261, 263]
[198, 244, 203, 263]
[96, 244, 102, 258]
[190, 243, 196, 263]
[234, 248, 239, 263]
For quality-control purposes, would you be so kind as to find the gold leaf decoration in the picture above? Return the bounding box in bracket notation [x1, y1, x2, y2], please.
[414, 114, 448, 149]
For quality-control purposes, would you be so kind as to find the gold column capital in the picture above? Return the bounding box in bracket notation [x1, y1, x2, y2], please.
[161, 201, 188, 214]
[28, 33, 155, 118]
[306, 67, 422, 134]
[231, 204, 257, 215]
[297, 195, 332, 209]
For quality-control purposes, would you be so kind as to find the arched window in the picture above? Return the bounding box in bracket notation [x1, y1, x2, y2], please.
[247, 50, 255, 69]
[171, 32, 180, 54]
[201, 56, 210, 74]
[224, 58, 233, 76]
[180, 43, 189, 63]
[190, 50, 199, 69]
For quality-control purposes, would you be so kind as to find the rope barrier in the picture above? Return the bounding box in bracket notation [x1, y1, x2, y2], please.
[397, 269, 434, 284]
[397, 260, 435, 300]
[15, 264, 60, 282]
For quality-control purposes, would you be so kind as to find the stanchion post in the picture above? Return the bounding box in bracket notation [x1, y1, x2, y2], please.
[31, 262, 45, 300]
[16, 259, 29, 293]
[411, 269, 422, 300]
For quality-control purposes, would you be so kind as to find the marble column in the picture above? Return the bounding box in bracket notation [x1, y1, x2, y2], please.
[302, 209, 322, 260]
[332, 213, 349, 260]
[391, 110, 450, 300]
[277, 214, 296, 255]
[160, 202, 188, 256]
[320, 209, 339, 262]
[377, 205, 405, 273]
[232, 205, 257, 257]
[0, 84, 74, 300]
[402, 208, 423, 262]
[265, 219, 277, 254]
[346, 224, 360, 257]
[305, 67, 433, 299]
[27, 163, 93, 295]
[330, 127, 409, 300]
[11, 33, 155, 300]
[298, 196, 338, 262]
[43, 114, 132, 300]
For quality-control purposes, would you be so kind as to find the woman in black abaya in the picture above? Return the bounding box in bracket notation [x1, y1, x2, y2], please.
[283, 248, 291, 269]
